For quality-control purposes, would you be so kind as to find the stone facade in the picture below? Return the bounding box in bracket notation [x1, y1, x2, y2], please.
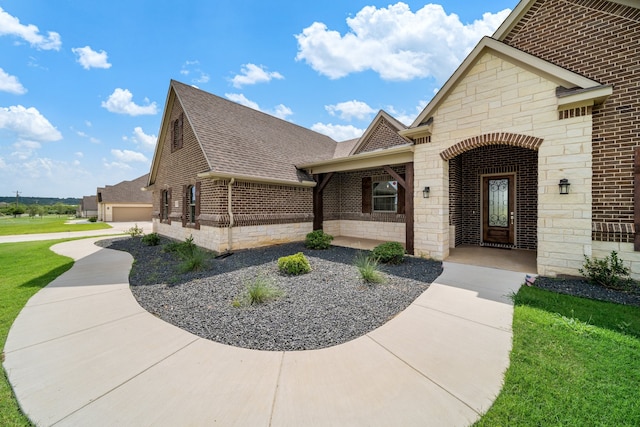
[413, 50, 593, 276]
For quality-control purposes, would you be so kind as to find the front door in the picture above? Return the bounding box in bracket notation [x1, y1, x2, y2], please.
[482, 175, 515, 245]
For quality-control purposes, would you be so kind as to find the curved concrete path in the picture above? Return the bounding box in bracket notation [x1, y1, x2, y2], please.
[4, 238, 524, 426]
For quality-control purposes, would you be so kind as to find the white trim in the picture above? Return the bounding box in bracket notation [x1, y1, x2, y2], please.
[298, 144, 414, 174]
[197, 171, 317, 187]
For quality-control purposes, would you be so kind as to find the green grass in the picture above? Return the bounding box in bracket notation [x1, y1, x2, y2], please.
[0, 239, 76, 426]
[0, 216, 111, 236]
[353, 252, 385, 284]
[476, 286, 640, 426]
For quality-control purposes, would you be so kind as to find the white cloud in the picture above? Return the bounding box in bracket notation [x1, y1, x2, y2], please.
[296, 2, 510, 82]
[180, 60, 209, 84]
[311, 123, 363, 141]
[0, 105, 62, 142]
[225, 93, 293, 121]
[225, 93, 260, 110]
[0, 68, 27, 94]
[231, 64, 284, 88]
[326, 100, 375, 121]
[130, 126, 157, 151]
[72, 46, 112, 69]
[386, 99, 428, 126]
[102, 159, 132, 170]
[272, 104, 293, 120]
[110, 149, 148, 163]
[0, 6, 61, 50]
[11, 140, 41, 160]
[75, 152, 83, 158]
[101, 88, 157, 116]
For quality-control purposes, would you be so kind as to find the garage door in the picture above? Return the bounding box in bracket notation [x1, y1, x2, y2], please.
[112, 207, 153, 222]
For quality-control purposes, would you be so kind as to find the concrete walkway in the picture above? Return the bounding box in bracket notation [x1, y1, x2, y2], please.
[3, 237, 525, 426]
[0, 221, 153, 244]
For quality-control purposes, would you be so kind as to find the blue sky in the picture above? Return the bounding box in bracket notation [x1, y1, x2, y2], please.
[0, 0, 516, 198]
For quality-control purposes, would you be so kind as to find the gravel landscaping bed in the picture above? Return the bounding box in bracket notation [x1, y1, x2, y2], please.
[532, 276, 640, 307]
[99, 237, 443, 351]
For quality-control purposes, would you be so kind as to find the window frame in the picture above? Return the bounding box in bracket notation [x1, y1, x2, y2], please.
[372, 178, 399, 213]
[187, 185, 196, 225]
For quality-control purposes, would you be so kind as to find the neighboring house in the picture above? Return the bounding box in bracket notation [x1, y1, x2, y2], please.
[77, 195, 98, 218]
[97, 174, 153, 222]
[147, 0, 639, 278]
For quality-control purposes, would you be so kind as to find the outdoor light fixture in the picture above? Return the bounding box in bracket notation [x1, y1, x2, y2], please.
[423, 186, 430, 198]
[558, 178, 570, 195]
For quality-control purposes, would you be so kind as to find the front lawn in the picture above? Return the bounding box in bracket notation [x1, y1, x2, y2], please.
[0, 216, 111, 236]
[476, 286, 640, 426]
[0, 239, 75, 426]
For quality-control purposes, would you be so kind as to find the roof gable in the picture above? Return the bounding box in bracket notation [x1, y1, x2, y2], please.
[150, 80, 338, 187]
[406, 36, 608, 131]
[349, 110, 410, 156]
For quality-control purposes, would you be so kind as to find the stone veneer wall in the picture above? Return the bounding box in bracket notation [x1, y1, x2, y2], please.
[503, 0, 640, 244]
[413, 50, 593, 277]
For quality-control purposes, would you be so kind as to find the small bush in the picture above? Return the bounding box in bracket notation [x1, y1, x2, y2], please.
[245, 275, 283, 305]
[579, 251, 633, 291]
[178, 246, 208, 273]
[141, 232, 160, 246]
[354, 252, 385, 284]
[164, 235, 196, 255]
[305, 230, 334, 250]
[126, 224, 144, 238]
[372, 241, 405, 264]
[88, 216, 97, 222]
[278, 252, 311, 275]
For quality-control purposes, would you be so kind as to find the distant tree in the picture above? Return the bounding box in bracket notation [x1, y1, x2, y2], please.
[10, 205, 25, 217]
[27, 204, 44, 217]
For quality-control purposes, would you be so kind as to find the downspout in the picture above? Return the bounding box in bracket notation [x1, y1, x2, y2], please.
[227, 178, 235, 252]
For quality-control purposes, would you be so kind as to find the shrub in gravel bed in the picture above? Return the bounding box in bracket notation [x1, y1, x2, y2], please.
[579, 250, 634, 291]
[354, 252, 385, 284]
[141, 232, 160, 246]
[235, 274, 284, 306]
[372, 241, 405, 264]
[278, 252, 311, 275]
[305, 230, 333, 249]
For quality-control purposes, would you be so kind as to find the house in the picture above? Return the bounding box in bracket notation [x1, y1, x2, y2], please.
[77, 195, 98, 218]
[147, 0, 640, 278]
[97, 174, 153, 222]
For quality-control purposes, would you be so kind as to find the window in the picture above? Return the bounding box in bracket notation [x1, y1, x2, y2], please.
[171, 113, 183, 152]
[187, 185, 196, 224]
[372, 179, 398, 212]
[161, 189, 170, 222]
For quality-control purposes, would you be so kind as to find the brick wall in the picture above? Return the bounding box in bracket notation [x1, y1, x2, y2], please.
[503, 0, 640, 242]
[354, 117, 409, 154]
[152, 98, 314, 229]
[322, 166, 406, 223]
[450, 145, 538, 250]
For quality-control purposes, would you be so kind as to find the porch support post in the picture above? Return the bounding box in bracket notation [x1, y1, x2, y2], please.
[634, 149, 640, 251]
[405, 162, 414, 255]
[383, 164, 414, 254]
[313, 173, 334, 231]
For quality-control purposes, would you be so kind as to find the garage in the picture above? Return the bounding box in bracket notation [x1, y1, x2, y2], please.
[112, 206, 153, 222]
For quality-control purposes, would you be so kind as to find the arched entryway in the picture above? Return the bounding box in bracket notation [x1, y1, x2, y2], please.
[444, 135, 539, 271]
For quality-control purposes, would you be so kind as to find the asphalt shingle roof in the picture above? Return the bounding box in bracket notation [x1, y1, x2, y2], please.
[171, 80, 338, 183]
[98, 174, 152, 204]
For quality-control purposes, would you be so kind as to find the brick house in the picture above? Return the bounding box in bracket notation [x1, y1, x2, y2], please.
[97, 174, 153, 222]
[147, 0, 639, 278]
[77, 195, 98, 218]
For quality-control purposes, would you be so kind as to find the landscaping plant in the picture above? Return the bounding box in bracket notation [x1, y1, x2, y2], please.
[354, 252, 385, 284]
[304, 230, 333, 249]
[126, 223, 144, 238]
[278, 252, 311, 275]
[244, 275, 283, 305]
[579, 250, 633, 291]
[141, 232, 160, 246]
[372, 241, 405, 264]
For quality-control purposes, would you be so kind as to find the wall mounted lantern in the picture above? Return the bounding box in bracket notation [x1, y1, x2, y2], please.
[558, 178, 570, 195]
[422, 186, 430, 198]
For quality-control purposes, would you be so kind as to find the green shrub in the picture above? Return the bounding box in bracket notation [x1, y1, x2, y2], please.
[141, 232, 160, 246]
[372, 241, 405, 264]
[164, 235, 196, 256]
[178, 246, 208, 273]
[354, 252, 385, 284]
[245, 275, 283, 305]
[88, 216, 97, 222]
[126, 223, 144, 237]
[579, 251, 633, 291]
[278, 252, 311, 275]
[305, 230, 334, 250]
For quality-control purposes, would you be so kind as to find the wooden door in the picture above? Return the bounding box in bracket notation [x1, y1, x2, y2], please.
[482, 175, 515, 245]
